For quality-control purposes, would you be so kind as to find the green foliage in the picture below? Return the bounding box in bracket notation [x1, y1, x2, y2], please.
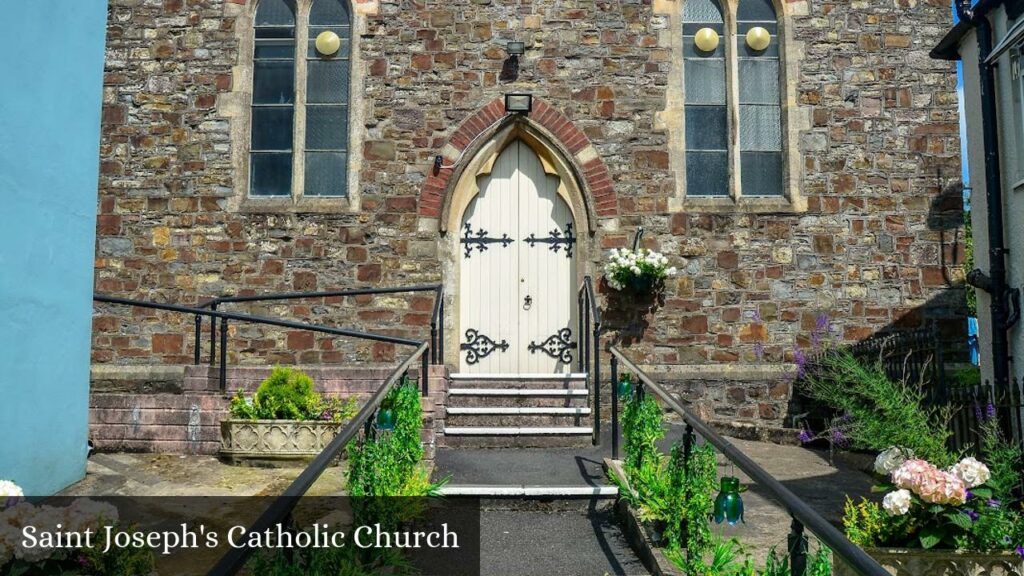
[842, 497, 912, 549]
[247, 539, 415, 576]
[799, 349, 955, 466]
[950, 366, 982, 389]
[346, 380, 448, 499]
[621, 391, 664, 474]
[78, 526, 157, 576]
[229, 367, 357, 422]
[979, 417, 1024, 501]
[964, 210, 977, 316]
[681, 444, 717, 574]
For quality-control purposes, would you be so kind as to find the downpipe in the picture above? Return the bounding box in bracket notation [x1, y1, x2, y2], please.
[959, 0, 1014, 435]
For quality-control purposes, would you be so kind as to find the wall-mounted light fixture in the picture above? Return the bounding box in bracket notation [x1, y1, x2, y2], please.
[505, 93, 533, 114]
[694, 27, 720, 53]
[507, 41, 526, 56]
[315, 30, 341, 56]
[745, 27, 771, 51]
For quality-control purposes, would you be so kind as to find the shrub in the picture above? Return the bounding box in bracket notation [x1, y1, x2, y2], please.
[229, 367, 357, 422]
[799, 349, 955, 466]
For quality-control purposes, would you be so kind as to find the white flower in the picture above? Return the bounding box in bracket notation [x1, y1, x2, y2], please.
[666, 267, 677, 276]
[874, 447, 913, 476]
[0, 481, 22, 503]
[949, 457, 991, 488]
[882, 489, 912, 516]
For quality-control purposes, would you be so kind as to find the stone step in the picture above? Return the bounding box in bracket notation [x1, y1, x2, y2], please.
[437, 485, 617, 498]
[445, 379, 588, 390]
[447, 388, 589, 409]
[445, 407, 592, 427]
[442, 426, 594, 448]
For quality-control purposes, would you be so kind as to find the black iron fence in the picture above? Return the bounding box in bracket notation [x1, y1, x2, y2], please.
[823, 320, 1024, 457]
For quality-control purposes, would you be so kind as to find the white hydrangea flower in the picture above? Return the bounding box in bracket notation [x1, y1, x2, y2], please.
[874, 446, 913, 476]
[0, 481, 23, 503]
[882, 489, 912, 516]
[666, 267, 677, 276]
[949, 457, 991, 488]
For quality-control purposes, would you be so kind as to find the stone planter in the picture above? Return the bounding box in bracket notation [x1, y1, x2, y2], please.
[220, 419, 344, 466]
[835, 548, 1024, 576]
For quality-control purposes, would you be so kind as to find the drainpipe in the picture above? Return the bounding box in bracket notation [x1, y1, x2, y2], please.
[957, 0, 1013, 435]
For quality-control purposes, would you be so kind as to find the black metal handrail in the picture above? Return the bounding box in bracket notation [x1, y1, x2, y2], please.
[194, 285, 445, 373]
[608, 346, 889, 576]
[207, 341, 430, 576]
[93, 294, 431, 394]
[577, 276, 602, 445]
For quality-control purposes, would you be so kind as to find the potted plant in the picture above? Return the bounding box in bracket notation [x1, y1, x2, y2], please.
[604, 247, 677, 295]
[837, 446, 1024, 575]
[220, 367, 358, 465]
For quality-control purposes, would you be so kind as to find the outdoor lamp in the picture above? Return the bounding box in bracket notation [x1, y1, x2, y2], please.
[617, 374, 633, 398]
[694, 28, 720, 53]
[745, 27, 771, 51]
[505, 93, 533, 114]
[376, 406, 396, 432]
[713, 476, 745, 525]
[315, 31, 342, 56]
[506, 41, 526, 56]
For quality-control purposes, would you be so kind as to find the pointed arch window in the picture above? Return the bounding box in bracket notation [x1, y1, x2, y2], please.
[682, 0, 785, 199]
[683, 0, 728, 197]
[248, 0, 352, 199]
[251, 0, 296, 196]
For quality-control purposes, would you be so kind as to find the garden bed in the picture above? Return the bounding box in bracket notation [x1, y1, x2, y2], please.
[605, 458, 683, 576]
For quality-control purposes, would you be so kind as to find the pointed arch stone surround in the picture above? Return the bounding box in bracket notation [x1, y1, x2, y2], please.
[418, 97, 618, 227]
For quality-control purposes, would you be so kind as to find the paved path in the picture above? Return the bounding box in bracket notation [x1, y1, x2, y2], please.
[435, 425, 876, 571]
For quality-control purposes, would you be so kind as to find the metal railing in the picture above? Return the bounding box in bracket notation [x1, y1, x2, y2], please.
[93, 295, 434, 575]
[578, 276, 602, 445]
[185, 284, 442, 392]
[608, 346, 889, 576]
[94, 293, 434, 396]
[207, 342, 430, 576]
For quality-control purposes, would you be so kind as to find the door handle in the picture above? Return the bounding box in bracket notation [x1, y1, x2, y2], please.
[523, 295, 533, 310]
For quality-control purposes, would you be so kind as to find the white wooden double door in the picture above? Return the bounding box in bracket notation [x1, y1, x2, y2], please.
[459, 140, 578, 374]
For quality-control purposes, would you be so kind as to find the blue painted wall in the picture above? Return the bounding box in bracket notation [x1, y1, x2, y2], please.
[0, 0, 109, 495]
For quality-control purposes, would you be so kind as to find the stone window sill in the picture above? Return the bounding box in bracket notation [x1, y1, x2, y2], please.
[676, 196, 807, 214]
[239, 196, 355, 214]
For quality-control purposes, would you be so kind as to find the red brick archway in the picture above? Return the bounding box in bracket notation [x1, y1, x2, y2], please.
[418, 97, 617, 219]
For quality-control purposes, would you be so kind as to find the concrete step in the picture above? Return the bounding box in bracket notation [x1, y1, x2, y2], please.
[448, 373, 588, 389]
[442, 426, 594, 448]
[445, 407, 592, 427]
[447, 387, 589, 408]
[438, 485, 617, 498]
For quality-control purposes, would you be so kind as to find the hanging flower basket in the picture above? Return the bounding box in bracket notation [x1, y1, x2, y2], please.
[604, 248, 676, 295]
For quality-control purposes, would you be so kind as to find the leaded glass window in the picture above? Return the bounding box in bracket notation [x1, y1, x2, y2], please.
[681, 0, 786, 199]
[683, 0, 728, 197]
[305, 0, 350, 196]
[248, 0, 352, 200]
[737, 0, 783, 196]
[251, 0, 296, 196]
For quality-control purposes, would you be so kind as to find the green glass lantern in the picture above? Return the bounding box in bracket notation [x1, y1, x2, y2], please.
[616, 374, 633, 398]
[713, 476, 745, 525]
[376, 407, 396, 432]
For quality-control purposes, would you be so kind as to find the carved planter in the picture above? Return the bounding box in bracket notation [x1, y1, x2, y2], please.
[220, 419, 344, 466]
[835, 548, 1024, 576]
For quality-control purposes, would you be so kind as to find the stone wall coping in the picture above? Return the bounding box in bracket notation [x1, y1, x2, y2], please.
[641, 363, 798, 380]
[91, 364, 186, 380]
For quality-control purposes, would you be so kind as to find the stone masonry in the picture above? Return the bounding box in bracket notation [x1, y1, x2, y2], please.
[92, 0, 964, 427]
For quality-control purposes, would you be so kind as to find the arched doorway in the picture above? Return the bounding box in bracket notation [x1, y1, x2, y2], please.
[457, 140, 579, 374]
